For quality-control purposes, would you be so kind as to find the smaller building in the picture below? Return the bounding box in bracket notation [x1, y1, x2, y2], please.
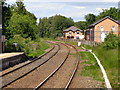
[63, 26, 84, 40]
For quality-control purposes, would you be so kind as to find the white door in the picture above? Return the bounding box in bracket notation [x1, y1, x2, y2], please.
[101, 32, 106, 42]
[100, 26, 106, 42]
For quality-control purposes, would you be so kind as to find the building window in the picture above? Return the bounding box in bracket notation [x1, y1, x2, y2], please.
[101, 26, 104, 31]
[69, 32, 72, 34]
[76, 36, 79, 39]
[112, 26, 115, 32]
[76, 32, 79, 34]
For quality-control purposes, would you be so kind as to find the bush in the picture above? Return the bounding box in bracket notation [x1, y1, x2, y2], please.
[102, 32, 118, 49]
[5, 35, 49, 58]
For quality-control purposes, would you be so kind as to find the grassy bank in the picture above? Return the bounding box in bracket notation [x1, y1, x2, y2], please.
[81, 44, 118, 88]
[79, 51, 104, 87]
[5, 35, 50, 58]
[63, 41, 118, 88]
[93, 46, 118, 88]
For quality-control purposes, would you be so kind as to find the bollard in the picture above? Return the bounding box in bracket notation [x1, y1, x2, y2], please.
[78, 42, 81, 46]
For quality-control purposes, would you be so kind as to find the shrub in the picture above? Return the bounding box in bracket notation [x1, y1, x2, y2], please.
[102, 32, 118, 49]
[5, 35, 49, 58]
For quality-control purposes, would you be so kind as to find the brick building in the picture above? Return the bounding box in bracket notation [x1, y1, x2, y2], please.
[88, 16, 120, 43]
[63, 26, 84, 40]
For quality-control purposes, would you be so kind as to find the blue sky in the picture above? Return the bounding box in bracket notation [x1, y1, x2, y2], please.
[6, 0, 119, 23]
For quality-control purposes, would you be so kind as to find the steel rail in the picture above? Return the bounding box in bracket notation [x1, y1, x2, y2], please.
[34, 42, 70, 90]
[2, 44, 60, 88]
[64, 43, 79, 89]
[1, 44, 55, 77]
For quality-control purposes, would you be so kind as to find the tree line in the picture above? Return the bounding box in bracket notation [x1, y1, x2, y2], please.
[2, 1, 119, 40]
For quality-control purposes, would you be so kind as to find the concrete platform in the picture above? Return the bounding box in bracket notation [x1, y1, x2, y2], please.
[0, 52, 24, 59]
[0, 52, 29, 70]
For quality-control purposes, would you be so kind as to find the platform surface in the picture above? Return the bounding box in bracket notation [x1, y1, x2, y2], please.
[0, 52, 24, 59]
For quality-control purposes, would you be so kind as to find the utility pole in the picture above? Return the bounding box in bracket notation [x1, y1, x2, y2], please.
[0, 1, 2, 53]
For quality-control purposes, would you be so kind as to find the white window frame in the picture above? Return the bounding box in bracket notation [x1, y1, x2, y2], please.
[101, 26, 104, 31]
[69, 32, 72, 34]
[76, 32, 79, 34]
[112, 26, 115, 32]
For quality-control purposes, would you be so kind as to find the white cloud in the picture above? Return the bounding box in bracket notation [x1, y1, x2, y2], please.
[96, 8, 104, 12]
[6, 0, 120, 3]
[25, 3, 65, 10]
[103, 0, 119, 2]
[96, 7, 111, 13]
[73, 6, 85, 9]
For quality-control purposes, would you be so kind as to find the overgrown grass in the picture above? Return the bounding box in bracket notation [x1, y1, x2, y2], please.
[79, 51, 104, 83]
[59, 40, 118, 88]
[5, 35, 50, 58]
[81, 44, 118, 88]
[93, 46, 118, 88]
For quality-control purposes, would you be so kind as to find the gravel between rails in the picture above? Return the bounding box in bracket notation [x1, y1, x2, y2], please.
[2, 44, 59, 88]
[5, 43, 69, 88]
[40, 44, 77, 88]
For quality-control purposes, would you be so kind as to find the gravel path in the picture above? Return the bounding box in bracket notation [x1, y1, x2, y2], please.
[2, 44, 59, 88]
[5, 43, 69, 88]
[40, 44, 77, 88]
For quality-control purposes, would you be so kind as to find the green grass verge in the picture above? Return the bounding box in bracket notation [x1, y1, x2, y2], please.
[79, 51, 104, 83]
[93, 46, 118, 88]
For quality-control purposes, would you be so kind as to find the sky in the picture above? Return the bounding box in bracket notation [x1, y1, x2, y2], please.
[6, 0, 119, 23]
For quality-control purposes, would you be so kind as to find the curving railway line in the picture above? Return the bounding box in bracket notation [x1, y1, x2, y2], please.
[1, 42, 60, 88]
[2, 41, 80, 89]
[34, 42, 79, 89]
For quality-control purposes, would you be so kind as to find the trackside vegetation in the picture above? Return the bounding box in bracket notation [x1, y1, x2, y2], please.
[81, 33, 119, 88]
[5, 35, 50, 58]
[93, 46, 118, 88]
[79, 51, 104, 86]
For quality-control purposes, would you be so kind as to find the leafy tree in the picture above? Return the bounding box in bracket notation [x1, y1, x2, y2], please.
[96, 7, 118, 21]
[103, 32, 118, 49]
[2, 2, 12, 39]
[11, 1, 27, 15]
[7, 13, 38, 40]
[85, 14, 96, 26]
[38, 15, 74, 38]
[74, 21, 87, 30]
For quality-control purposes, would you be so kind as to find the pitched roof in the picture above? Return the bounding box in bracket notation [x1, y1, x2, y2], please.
[63, 26, 82, 32]
[88, 16, 120, 27]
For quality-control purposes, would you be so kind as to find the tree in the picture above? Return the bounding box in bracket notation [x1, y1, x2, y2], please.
[85, 14, 96, 26]
[7, 13, 38, 40]
[96, 7, 118, 21]
[74, 21, 87, 30]
[38, 15, 74, 38]
[2, 2, 12, 39]
[103, 32, 118, 49]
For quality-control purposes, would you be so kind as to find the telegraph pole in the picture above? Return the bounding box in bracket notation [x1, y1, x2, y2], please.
[0, 1, 2, 53]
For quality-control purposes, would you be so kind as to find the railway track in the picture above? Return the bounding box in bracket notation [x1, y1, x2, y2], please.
[3, 41, 79, 89]
[1, 42, 60, 88]
[34, 42, 79, 89]
[1, 44, 55, 77]
[4, 41, 69, 88]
